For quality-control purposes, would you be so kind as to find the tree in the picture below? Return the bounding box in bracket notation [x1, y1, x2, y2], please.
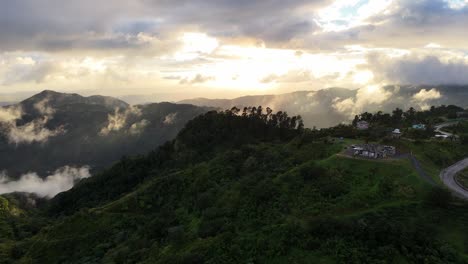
[352, 115, 359, 126]
[425, 187, 452, 208]
[392, 108, 403, 125]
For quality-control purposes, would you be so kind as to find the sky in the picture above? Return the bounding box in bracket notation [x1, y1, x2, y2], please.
[1, 0, 468, 101]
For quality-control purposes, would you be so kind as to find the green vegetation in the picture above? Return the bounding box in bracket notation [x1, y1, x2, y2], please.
[0, 90, 213, 177]
[1, 107, 468, 263]
[348, 105, 464, 140]
[444, 121, 468, 144]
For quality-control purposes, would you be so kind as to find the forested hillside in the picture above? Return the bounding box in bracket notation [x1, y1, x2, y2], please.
[0, 90, 213, 177]
[1, 107, 468, 263]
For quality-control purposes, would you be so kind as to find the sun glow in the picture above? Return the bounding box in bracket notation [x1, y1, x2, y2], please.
[174, 33, 219, 61]
[164, 40, 364, 91]
[353, 70, 374, 84]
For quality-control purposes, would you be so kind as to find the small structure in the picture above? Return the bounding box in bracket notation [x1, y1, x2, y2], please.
[456, 111, 468, 118]
[412, 124, 426, 130]
[356, 121, 369, 130]
[350, 144, 396, 159]
[392, 128, 402, 138]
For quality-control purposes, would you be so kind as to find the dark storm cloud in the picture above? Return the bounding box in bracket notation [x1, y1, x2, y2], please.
[146, 0, 328, 42]
[0, 0, 144, 50]
[0, 0, 331, 51]
[367, 54, 468, 85]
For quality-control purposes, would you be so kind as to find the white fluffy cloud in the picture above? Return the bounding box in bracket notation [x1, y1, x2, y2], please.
[0, 100, 65, 144]
[0, 166, 91, 198]
[7, 117, 65, 144]
[411, 88, 442, 109]
[412, 88, 442, 102]
[332, 84, 393, 117]
[0, 106, 22, 122]
[100, 106, 142, 135]
[163, 113, 178, 125]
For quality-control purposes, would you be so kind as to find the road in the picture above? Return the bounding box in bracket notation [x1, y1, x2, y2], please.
[434, 121, 459, 138]
[440, 158, 468, 200]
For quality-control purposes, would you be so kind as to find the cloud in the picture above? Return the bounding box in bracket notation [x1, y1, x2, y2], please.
[261, 70, 313, 83]
[366, 54, 468, 85]
[129, 119, 150, 135]
[179, 74, 215, 85]
[1, 0, 468, 96]
[100, 106, 142, 135]
[412, 88, 442, 102]
[163, 113, 178, 125]
[0, 0, 331, 52]
[34, 97, 56, 115]
[307, 0, 468, 51]
[332, 84, 393, 117]
[411, 88, 442, 109]
[7, 117, 65, 145]
[0, 166, 91, 198]
[0, 100, 65, 144]
[0, 106, 22, 122]
[2, 60, 56, 85]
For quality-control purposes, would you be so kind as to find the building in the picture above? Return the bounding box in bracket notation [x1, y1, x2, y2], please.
[356, 121, 369, 130]
[392, 128, 402, 138]
[350, 144, 396, 159]
[457, 111, 468, 118]
[412, 124, 426, 130]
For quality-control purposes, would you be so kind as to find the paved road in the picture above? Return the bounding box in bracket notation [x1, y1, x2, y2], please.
[434, 121, 458, 138]
[440, 158, 468, 200]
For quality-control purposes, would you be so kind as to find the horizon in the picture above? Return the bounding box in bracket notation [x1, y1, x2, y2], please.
[3, 84, 468, 106]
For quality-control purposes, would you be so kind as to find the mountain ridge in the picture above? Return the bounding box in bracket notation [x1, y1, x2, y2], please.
[179, 85, 468, 128]
[0, 90, 214, 178]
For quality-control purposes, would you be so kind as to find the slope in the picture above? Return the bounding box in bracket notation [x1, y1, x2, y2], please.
[0, 90, 213, 178]
[2, 109, 468, 263]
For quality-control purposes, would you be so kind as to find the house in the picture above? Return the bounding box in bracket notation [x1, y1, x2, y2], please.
[392, 128, 402, 138]
[457, 111, 468, 118]
[412, 124, 426, 130]
[356, 121, 369, 130]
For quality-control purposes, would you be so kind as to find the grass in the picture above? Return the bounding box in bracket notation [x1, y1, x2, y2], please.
[399, 139, 468, 184]
[318, 156, 429, 215]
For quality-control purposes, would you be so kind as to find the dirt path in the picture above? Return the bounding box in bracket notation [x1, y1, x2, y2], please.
[440, 158, 468, 200]
[409, 155, 436, 186]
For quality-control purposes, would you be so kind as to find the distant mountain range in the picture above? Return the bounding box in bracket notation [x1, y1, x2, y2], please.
[0, 90, 213, 177]
[180, 85, 468, 128]
[1, 85, 467, 176]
